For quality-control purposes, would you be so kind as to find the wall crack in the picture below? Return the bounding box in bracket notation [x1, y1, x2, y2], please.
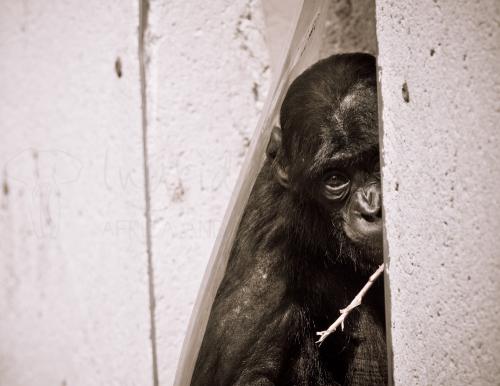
[139, 0, 160, 385]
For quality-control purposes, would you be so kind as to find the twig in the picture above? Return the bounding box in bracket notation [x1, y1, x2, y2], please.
[316, 264, 385, 345]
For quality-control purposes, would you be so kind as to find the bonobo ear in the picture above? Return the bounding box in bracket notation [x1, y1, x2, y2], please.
[266, 126, 289, 188]
[266, 126, 282, 160]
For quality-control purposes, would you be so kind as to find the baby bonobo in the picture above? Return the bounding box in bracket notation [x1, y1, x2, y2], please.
[192, 53, 386, 386]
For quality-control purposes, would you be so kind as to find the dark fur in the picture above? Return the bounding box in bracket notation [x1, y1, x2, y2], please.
[191, 53, 387, 386]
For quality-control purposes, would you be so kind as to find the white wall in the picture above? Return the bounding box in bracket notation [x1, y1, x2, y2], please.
[0, 0, 273, 384]
[0, 1, 153, 385]
[376, 1, 500, 385]
[143, 0, 271, 383]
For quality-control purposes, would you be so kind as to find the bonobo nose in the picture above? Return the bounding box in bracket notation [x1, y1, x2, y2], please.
[359, 183, 382, 221]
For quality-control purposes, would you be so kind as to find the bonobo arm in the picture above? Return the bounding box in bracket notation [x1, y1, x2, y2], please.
[231, 307, 292, 386]
[344, 304, 387, 386]
[191, 251, 293, 386]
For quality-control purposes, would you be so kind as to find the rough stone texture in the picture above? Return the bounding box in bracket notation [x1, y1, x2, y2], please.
[0, 1, 153, 385]
[143, 1, 270, 383]
[261, 0, 303, 74]
[376, 1, 500, 385]
[321, 0, 377, 57]
[263, 0, 377, 73]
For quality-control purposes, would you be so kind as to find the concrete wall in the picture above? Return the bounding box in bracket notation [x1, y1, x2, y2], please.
[143, 0, 271, 383]
[0, 1, 153, 385]
[0, 0, 272, 385]
[376, 1, 500, 385]
[321, 0, 377, 57]
[5, 0, 498, 385]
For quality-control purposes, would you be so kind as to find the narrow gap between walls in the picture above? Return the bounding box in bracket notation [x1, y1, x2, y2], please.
[138, 0, 160, 385]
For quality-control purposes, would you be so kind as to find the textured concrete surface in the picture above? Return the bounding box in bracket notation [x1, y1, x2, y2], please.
[143, 0, 271, 383]
[321, 0, 377, 57]
[262, 0, 303, 74]
[376, 1, 500, 385]
[263, 0, 377, 72]
[0, 1, 153, 385]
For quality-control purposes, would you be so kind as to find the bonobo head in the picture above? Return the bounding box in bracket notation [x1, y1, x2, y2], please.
[266, 53, 382, 270]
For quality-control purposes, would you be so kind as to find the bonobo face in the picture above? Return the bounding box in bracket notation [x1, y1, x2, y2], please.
[320, 155, 382, 252]
[268, 53, 382, 266]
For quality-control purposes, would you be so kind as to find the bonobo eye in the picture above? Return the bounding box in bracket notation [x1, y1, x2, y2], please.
[324, 172, 350, 200]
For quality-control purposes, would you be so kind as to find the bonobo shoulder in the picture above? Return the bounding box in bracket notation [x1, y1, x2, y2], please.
[192, 260, 293, 385]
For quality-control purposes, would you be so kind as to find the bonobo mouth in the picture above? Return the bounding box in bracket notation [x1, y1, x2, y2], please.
[343, 211, 383, 252]
[361, 209, 382, 223]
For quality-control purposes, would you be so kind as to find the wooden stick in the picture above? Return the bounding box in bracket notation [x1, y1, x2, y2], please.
[316, 264, 385, 345]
